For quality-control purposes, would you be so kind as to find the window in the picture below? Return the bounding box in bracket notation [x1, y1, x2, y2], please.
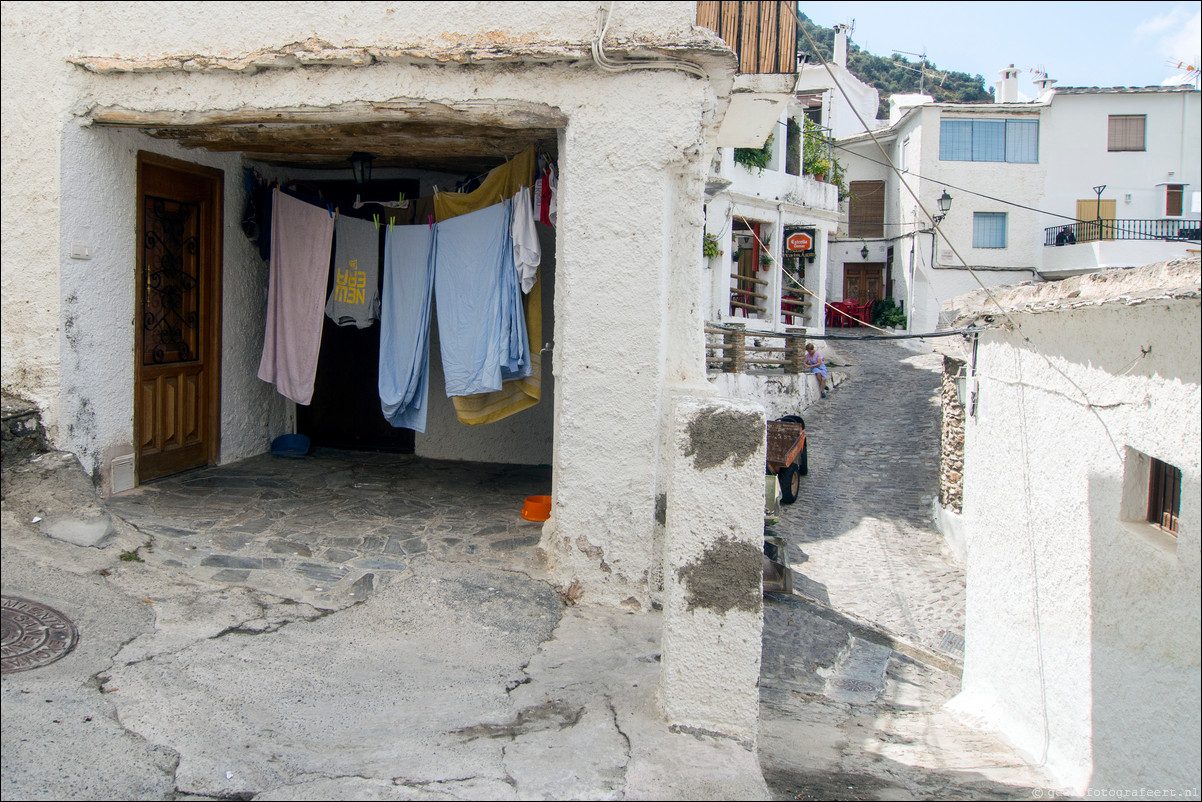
[848, 180, 885, 238]
[940, 119, 1039, 163]
[1166, 184, 1184, 217]
[972, 212, 1007, 248]
[1108, 115, 1146, 151]
[1148, 457, 1182, 535]
[901, 137, 910, 172]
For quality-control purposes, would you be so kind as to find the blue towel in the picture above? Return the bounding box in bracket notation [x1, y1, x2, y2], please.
[378, 225, 436, 431]
[435, 201, 531, 397]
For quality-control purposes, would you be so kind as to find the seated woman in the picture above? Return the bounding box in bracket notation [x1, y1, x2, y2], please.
[804, 342, 830, 398]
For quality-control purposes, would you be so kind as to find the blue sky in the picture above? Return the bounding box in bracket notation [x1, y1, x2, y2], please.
[799, 1, 1201, 95]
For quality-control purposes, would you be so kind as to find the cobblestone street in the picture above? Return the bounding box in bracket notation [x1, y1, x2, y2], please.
[758, 339, 1052, 801]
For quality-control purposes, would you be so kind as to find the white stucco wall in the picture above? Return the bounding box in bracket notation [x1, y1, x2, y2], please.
[56, 124, 292, 488]
[951, 295, 1201, 794]
[1040, 89, 1201, 224]
[3, 1, 742, 614]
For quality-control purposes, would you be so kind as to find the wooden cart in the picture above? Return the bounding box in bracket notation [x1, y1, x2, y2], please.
[766, 416, 807, 505]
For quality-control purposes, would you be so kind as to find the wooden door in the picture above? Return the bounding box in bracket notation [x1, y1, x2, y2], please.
[135, 153, 223, 483]
[843, 263, 885, 305]
[1076, 199, 1117, 241]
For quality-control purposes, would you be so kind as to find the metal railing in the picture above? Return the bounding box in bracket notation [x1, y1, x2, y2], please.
[1044, 219, 1202, 246]
[706, 324, 809, 373]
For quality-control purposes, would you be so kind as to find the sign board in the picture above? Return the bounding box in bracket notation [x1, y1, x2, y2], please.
[786, 231, 814, 252]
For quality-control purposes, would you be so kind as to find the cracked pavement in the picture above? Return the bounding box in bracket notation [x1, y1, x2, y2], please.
[1, 451, 765, 800]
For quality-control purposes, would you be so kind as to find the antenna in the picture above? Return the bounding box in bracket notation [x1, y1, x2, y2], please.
[893, 48, 929, 94]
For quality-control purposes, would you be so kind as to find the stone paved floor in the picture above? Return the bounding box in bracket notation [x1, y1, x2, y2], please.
[754, 341, 1056, 801]
[106, 451, 552, 609]
[769, 338, 965, 656]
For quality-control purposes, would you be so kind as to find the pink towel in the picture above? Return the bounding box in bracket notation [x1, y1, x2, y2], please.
[257, 189, 335, 405]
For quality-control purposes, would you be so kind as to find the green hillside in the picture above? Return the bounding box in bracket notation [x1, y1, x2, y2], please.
[797, 13, 993, 119]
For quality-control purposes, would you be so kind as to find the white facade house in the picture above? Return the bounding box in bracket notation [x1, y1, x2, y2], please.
[941, 258, 1201, 795]
[0, 0, 811, 746]
[831, 78, 1200, 335]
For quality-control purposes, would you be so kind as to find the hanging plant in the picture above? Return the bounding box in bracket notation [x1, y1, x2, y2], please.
[734, 133, 774, 174]
[702, 232, 722, 260]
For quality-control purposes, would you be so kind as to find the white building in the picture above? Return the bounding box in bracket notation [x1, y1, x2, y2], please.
[0, 0, 809, 746]
[832, 76, 1200, 334]
[940, 258, 1201, 795]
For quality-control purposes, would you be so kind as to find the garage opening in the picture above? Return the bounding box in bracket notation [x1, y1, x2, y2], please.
[101, 102, 564, 473]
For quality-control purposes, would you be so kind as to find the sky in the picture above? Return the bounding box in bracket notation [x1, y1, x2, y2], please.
[799, 1, 1201, 97]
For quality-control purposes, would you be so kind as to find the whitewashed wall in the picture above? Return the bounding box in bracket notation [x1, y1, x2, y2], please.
[2, 1, 735, 613]
[951, 297, 1201, 795]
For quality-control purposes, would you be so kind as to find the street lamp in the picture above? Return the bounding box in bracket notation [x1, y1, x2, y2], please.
[933, 189, 953, 225]
[1093, 185, 1106, 219]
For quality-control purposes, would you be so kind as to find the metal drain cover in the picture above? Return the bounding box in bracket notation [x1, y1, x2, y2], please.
[1, 596, 79, 674]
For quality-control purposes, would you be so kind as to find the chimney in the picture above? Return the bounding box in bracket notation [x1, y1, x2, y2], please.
[1034, 75, 1057, 97]
[995, 64, 1020, 103]
[833, 24, 848, 68]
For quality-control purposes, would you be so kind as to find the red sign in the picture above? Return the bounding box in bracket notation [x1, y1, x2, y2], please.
[786, 232, 814, 252]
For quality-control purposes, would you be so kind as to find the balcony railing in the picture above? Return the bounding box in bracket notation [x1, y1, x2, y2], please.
[1045, 219, 1202, 246]
[696, 1, 798, 74]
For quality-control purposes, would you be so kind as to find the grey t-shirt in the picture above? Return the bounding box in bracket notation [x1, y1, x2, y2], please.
[325, 215, 380, 329]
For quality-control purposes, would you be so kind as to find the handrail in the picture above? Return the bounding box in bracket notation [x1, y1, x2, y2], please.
[1045, 218, 1201, 246]
[705, 323, 810, 374]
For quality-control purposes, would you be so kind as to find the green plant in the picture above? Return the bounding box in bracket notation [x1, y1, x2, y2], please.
[871, 297, 907, 329]
[734, 133, 774, 174]
[119, 549, 144, 562]
[802, 119, 849, 201]
[702, 232, 722, 260]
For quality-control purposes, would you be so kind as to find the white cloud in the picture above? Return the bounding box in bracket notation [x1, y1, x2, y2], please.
[1136, 3, 1199, 83]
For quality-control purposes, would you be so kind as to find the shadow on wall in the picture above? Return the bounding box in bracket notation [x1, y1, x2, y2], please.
[1088, 473, 1202, 793]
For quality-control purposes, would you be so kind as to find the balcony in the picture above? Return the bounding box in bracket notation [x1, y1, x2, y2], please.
[1042, 219, 1201, 277]
[1044, 219, 1201, 246]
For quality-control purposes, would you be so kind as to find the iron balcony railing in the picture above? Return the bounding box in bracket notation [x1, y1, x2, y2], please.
[1045, 219, 1202, 246]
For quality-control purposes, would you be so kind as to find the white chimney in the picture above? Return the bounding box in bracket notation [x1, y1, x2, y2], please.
[833, 24, 849, 68]
[995, 64, 1020, 103]
[1034, 75, 1057, 97]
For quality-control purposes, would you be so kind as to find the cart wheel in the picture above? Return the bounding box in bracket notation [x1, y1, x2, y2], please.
[779, 465, 800, 504]
[798, 442, 808, 476]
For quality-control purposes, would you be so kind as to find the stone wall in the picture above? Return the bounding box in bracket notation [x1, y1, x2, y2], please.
[939, 356, 965, 513]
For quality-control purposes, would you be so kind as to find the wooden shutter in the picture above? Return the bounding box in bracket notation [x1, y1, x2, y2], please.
[1107, 115, 1145, 151]
[1167, 184, 1184, 217]
[848, 180, 885, 238]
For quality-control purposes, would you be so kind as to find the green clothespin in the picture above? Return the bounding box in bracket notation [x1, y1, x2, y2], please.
[373, 213, 380, 231]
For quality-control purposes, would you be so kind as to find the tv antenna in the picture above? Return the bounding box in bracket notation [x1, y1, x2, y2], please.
[893, 48, 929, 94]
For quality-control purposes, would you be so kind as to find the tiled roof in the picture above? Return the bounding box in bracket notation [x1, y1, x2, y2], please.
[1053, 85, 1199, 94]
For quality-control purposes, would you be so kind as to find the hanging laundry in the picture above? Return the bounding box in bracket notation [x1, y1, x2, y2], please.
[257, 188, 335, 405]
[435, 201, 531, 397]
[433, 145, 535, 222]
[324, 215, 381, 329]
[378, 224, 436, 432]
[511, 185, 541, 295]
[451, 273, 543, 425]
[533, 156, 558, 227]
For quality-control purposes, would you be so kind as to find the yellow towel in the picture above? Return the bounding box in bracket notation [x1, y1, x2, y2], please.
[451, 275, 542, 425]
[436, 144, 543, 425]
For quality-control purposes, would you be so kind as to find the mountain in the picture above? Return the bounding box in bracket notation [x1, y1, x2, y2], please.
[797, 13, 993, 119]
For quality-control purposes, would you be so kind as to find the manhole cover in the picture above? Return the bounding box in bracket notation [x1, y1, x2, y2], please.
[1, 596, 79, 674]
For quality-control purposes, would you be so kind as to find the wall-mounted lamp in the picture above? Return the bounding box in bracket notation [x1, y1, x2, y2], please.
[933, 189, 953, 225]
[860, 244, 870, 260]
[349, 152, 375, 187]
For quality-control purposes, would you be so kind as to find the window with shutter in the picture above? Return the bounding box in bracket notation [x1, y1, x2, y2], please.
[1108, 115, 1146, 151]
[848, 180, 885, 238]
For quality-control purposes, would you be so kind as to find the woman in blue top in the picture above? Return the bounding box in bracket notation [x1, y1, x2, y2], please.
[805, 342, 830, 398]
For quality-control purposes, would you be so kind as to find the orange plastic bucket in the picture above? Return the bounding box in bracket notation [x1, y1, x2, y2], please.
[521, 495, 552, 522]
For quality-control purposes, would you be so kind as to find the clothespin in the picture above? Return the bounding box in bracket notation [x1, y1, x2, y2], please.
[327, 203, 334, 218]
[388, 218, 394, 233]
[373, 213, 380, 231]
[399, 191, 406, 203]
[427, 214, 434, 230]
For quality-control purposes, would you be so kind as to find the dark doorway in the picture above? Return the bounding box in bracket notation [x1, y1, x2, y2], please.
[296, 178, 419, 452]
